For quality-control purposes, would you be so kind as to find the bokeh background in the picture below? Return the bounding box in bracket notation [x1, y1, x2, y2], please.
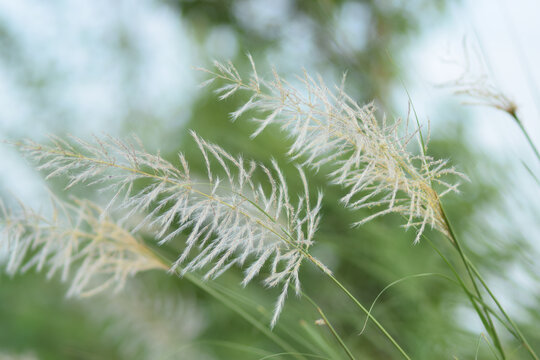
[1, 0, 540, 359]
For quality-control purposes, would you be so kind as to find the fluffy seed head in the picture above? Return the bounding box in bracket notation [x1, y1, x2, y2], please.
[1, 197, 166, 297]
[201, 57, 468, 243]
[14, 132, 323, 326]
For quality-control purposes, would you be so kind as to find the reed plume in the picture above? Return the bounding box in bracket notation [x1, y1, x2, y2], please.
[11, 132, 323, 326]
[1, 197, 165, 298]
[448, 68, 517, 116]
[201, 57, 467, 243]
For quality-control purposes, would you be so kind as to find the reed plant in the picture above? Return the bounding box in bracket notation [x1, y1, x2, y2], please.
[1, 57, 538, 359]
[198, 57, 540, 360]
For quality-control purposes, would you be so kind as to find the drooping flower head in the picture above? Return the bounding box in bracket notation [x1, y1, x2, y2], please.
[10, 132, 324, 326]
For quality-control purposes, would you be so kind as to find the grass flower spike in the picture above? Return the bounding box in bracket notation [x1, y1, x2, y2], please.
[444, 51, 540, 164]
[448, 71, 517, 116]
[1, 198, 165, 298]
[201, 57, 467, 243]
[13, 132, 323, 327]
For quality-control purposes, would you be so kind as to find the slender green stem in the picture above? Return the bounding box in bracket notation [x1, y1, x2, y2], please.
[482, 333, 504, 360]
[423, 234, 521, 338]
[422, 233, 498, 354]
[359, 273, 458, 335]
[23, 143, 410, 359]
[318, 269, 411, 360]
[182, 273, 306, 360]
[401, 87, 501, 354]
[303, 292, 356, 360]
[439, 203, 506, 359]
[209, 281, 322, 353]
[244, 202, 411, 359]
[419, 201, 538, 359]
[467, 259, 540, 360]
[28, 145, 408, 360]
[148, 250, 306, 360]
[510, 113, 540, 163]
[522, 161, 540, 186]
[236, 193, 410, 358]
[403, 81, 532, 358]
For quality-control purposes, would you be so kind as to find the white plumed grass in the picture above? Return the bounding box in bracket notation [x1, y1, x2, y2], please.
[1, 197, 166, 298]
[200, 57, 468, 243]
[12, 131, 324, 327]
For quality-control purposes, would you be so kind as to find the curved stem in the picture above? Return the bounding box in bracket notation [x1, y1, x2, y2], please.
[467, 258, 540, 360]
[510, 113, 540, 163]
[149, 250, 307, 360]
[422, 234, 511, 334]
[303, 292, 356, 360]
[22, 144, 410, 359]
[318, 267, 411, 360]
[439, 202, 506, 359]
[405, 95, 504, 357]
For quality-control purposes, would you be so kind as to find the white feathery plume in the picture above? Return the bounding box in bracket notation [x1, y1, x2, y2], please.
[439, 39, 517, 116]
[14, 132, 323, 327]
[201, 57, 468, 243]
[449, 74, 517, 116]
[0, 197, 166, 298]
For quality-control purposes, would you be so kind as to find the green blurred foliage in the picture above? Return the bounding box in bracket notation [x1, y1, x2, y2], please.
[2, 1, 539, 360]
